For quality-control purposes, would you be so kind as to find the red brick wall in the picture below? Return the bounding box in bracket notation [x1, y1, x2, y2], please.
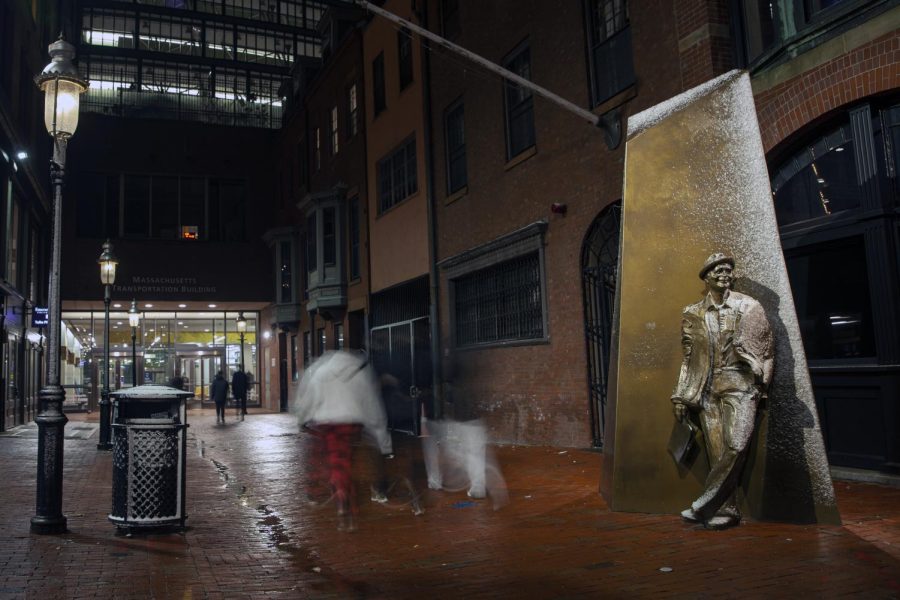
[754, 32, 900, 153]
[427, 0, 686, 447]
[673, 0, 734, 88]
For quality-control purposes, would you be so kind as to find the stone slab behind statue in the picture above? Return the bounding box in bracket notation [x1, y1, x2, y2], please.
[600, 70, 839, 525]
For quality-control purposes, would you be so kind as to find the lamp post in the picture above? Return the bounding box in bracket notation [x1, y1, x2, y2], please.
[97, 240, 117, 450]
[129, 300, 140, 387]
[236, 312, 247, 372]
[30, 36, 88, 535]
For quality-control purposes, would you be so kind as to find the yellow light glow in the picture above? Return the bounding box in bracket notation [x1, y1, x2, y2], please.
[42, 78, 84, 137]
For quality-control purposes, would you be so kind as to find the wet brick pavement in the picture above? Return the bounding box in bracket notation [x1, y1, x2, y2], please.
[1, 410, 898, 599]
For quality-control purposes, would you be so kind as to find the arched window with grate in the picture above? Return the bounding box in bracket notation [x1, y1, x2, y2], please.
[581, 201, 621, 449]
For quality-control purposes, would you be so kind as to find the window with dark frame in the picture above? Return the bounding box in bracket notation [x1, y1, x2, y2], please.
[151, 176, 179, 239]
[300, 231, 309, 300]
[330, 105, 339, 155]
[736, 0, 851, 66]
[123, 175, 151, 237]
[346, 83, 359, 138]
[454, 252, 544, 347]
[444, 100, 467, 194]
[296, 138, 308, 189]
[348, 196, 360, 280]
[771, 123, 859, 225]
[377, 137, 417, 214]
[503, 44, 535, 160]
[398, 27, 413, 90]
[372, 52, 386, 115]
[784, 236, 876, 360]
[322, 207, 336, 266]
[585, 0, 634, 106]
[303, 331, 311, 366]
[335, 323, 344, 350]
[291, 334, 299, 380]
[769, 101, 900, 367]
[306, 213, 317, 275]
[440, 0, 460, 39]
[315, 127, 322, 170]
[76, 173, 247, 242]
[279, 240, 292, 304]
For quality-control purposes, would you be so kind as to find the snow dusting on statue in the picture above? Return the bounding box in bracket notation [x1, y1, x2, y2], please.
[671, 252, 774, 529]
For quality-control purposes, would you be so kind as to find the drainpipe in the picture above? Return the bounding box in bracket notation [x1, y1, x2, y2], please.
[417, 2, 443, 419]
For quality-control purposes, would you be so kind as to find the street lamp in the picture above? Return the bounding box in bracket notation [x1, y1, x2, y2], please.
[30, 35, 88, 535]
[129, 300, 141, 387]
[236, 312, 247, 372]
[97, 240, 117, 450]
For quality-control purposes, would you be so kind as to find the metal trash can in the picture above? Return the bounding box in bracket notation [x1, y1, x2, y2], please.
[109, 385, 192, 530]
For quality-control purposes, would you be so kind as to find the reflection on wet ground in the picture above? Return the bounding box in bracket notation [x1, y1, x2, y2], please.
[0, 411, 898, 598]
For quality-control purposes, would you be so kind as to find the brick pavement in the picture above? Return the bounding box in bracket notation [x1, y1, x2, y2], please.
[0, 410, 898, 599]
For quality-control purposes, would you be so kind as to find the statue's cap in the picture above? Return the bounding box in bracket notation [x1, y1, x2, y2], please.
[699, 252, 734, 279]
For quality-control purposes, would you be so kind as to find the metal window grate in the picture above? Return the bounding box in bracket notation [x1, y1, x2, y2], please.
[370, 276, 429, 328]
[454, 252, 543, 347]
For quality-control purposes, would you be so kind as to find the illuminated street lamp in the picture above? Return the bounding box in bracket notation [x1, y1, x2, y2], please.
[236, 312, 247, 372]
[97, 240, 117, 450]
[129, 300, 141, 387]
[31, 35, 88, 535]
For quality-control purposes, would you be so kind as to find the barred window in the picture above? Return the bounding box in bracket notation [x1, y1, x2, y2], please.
[454, 252, 544, 347]
[377, 137, 417, 213]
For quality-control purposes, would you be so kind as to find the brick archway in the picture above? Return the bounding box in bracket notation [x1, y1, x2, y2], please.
[754, 31, 899, 154]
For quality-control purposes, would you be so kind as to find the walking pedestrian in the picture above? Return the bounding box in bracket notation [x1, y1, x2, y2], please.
[245, 371, 255, 402]
[294, 350, 393, 532]
[232, 368, 248, 420]
[211, 370, 229, 424]
[169, 371, 184, 391]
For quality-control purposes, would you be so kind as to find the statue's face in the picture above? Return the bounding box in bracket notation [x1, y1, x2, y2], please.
[705, 262, 733, 292]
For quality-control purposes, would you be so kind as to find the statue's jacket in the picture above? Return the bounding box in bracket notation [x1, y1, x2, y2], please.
[672, 290, 774, 410]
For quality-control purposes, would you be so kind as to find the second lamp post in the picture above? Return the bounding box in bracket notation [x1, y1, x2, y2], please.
[97, 240, 117, 450]
[236, 312, 247, 372]
[129, 300, 141, 387]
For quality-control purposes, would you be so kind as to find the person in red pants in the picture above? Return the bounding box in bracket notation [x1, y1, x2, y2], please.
[295, 351, 392, 531]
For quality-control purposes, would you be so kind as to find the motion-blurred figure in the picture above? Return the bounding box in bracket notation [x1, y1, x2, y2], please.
[423, 350, 508, 509]
[294, 350, 393, 531]
[210, 370, 229, 425]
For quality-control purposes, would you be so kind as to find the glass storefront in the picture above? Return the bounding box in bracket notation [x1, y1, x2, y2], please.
[61, 310, 259, 407]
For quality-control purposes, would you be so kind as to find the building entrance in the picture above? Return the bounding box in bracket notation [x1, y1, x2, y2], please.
[61, 309, 259, 411]
[370, 317, 431, 435]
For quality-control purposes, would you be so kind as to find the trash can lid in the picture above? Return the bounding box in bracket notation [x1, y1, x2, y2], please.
[109, 384, 194, 400]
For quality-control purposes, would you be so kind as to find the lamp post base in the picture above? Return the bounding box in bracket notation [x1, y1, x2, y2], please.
[30, 515, 68, 535]
[31, 385, 68, 535]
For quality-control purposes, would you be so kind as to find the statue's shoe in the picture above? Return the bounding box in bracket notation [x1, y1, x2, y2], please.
[680, 508, 702, 522]
[704, 515, 740, 530]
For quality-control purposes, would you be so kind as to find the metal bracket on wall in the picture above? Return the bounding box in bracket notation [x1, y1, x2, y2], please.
[598, 108, 623, 151]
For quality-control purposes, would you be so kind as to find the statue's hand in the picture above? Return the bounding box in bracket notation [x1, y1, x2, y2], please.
[672, 401, 687, 422]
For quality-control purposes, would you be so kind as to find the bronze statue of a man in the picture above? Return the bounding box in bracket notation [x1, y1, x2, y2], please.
[671, 253, 774, 529]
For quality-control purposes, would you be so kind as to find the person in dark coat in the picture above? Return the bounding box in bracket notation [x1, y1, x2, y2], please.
[210, 371, 229, 424]
[169, 371, 185, 391]
[232, 368, 248, 420]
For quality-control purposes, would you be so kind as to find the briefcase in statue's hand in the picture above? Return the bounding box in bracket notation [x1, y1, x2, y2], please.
[667, 418, 698, 466]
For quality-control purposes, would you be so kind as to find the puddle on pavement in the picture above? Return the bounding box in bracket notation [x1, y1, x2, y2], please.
[200, 435, 373, 596]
